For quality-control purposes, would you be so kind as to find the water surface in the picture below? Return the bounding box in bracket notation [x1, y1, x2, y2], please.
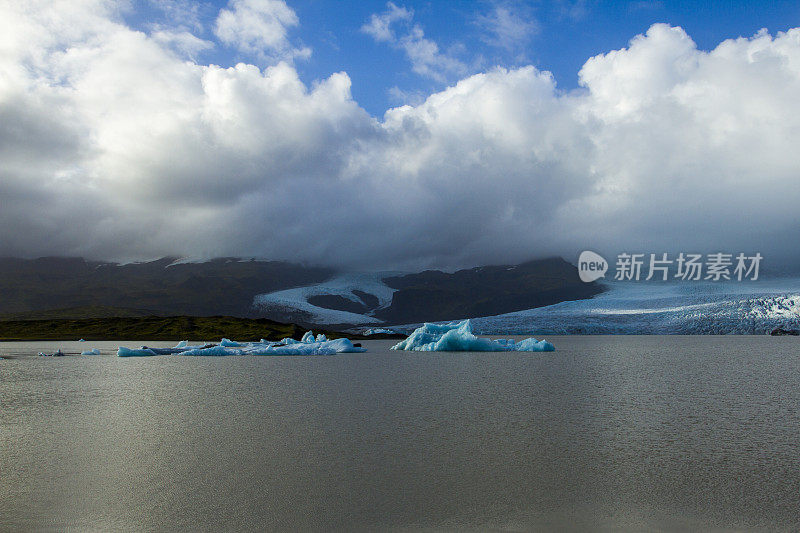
[2, 336, 799, 531]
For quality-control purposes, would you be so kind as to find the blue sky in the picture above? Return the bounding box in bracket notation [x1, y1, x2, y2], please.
[128, 0, 800, 116]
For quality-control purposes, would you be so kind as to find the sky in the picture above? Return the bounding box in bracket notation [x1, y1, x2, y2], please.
[1, 0, 800, 270]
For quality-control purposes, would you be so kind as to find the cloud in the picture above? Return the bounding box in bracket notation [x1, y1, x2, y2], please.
[555, 0, 590, 21]
[361, 2, 466, 82]
[151, 28, 214, 60]
[2, 3, 800, 271]
[147, 0, 205, 32]
[361, 2, 412, 43]
[214, 0, 310, 62]
[476, 4, 538, 51]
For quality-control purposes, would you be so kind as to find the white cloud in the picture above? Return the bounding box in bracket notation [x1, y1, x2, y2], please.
[476, 5, 538, 51]
[2, 2, 800, 270]
[147, 0, 204, 32]
[361, 2, 466, 82]
[151, 28, 214, 59]
[361, 2, 412, 43]
[214, 0, 310, 62]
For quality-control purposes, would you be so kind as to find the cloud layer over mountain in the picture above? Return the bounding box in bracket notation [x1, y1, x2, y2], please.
[2, 1, 799, 269]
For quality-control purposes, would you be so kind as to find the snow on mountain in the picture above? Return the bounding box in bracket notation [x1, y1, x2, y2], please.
[469, 279, 800, 334]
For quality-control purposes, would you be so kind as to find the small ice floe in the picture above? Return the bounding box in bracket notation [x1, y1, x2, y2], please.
[391, 319, 555, 352]
[362, 328, 399, 336]
[117, 347, 159, 357]
[81, 349, 101, 355]
[38, 349, 66, 357]
[117, 332, 366, 357]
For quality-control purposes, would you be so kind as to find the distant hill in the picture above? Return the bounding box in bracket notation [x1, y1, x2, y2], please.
[0, 257, 332, 318]
[0, 306, 157, 321]
[0, 315, 336, 342]
[376, 257, 603, 324]
[0, 256, 602, 328]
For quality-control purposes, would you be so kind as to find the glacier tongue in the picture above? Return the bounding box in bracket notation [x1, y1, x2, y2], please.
[469, 280, 800, 335]
[391, 320, 554, 352]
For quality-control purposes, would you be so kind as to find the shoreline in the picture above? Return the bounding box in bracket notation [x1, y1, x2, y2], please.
[0, 315, 383, 342]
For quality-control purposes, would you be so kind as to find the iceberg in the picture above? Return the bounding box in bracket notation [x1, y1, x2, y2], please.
[180, 346, 238, 356]
[117, 334, 366, 357]
[117, 347, 159, 357]
[391, 320, 555, 352]
[81, 348, 101, 355]
[174, 337, 365, 356]
[220, 338, 245, 347]
[244, 337, 365, 356]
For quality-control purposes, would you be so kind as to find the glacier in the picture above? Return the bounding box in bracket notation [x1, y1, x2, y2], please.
[391, 320, 555, 352]
[117, 333, 365, 357]
[253, 271, 400, 325]
[468, 279, 800, 335]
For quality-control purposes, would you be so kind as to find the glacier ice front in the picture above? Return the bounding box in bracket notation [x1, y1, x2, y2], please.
[391, 320, 554, 352]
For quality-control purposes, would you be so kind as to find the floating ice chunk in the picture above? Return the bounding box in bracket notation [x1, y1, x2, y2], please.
[174, 338, 365, 356]
[514, 337, 555, 351]
[301, 331, 315, 343]
[174, 340, 189, 348]
[391, 320, 554, 352]
[78, 338, 86, 342]
[118, 336, 366, 357]
[117, 347, 159, 357]
[220, 338, 245, 347]
[180, 346, 242, 356]
[81, 349, 100, 355]
[363, 328, 398, 335]
[245, 337, 365, 356]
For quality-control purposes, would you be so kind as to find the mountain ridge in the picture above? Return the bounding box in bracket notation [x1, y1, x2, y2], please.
[0, 256, 602, 328]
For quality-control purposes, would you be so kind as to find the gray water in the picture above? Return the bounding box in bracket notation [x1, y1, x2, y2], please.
[2, 336, 800, 531]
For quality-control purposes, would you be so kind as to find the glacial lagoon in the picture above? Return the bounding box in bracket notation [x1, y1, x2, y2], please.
[2, 336, 800, 530]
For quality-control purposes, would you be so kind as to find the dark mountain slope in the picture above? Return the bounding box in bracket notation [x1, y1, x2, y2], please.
[373, 257, 602, 324]
[0, 257, 332, 318]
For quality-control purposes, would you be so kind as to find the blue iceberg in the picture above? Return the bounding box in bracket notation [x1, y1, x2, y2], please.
[220, 338, 245, 347]
[391, 320, 554, 352]
[180, 346, 235, 356]
[117, 347, 159, 357]
[81, 348, 101, 355]
[117, 332, 366, 357]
